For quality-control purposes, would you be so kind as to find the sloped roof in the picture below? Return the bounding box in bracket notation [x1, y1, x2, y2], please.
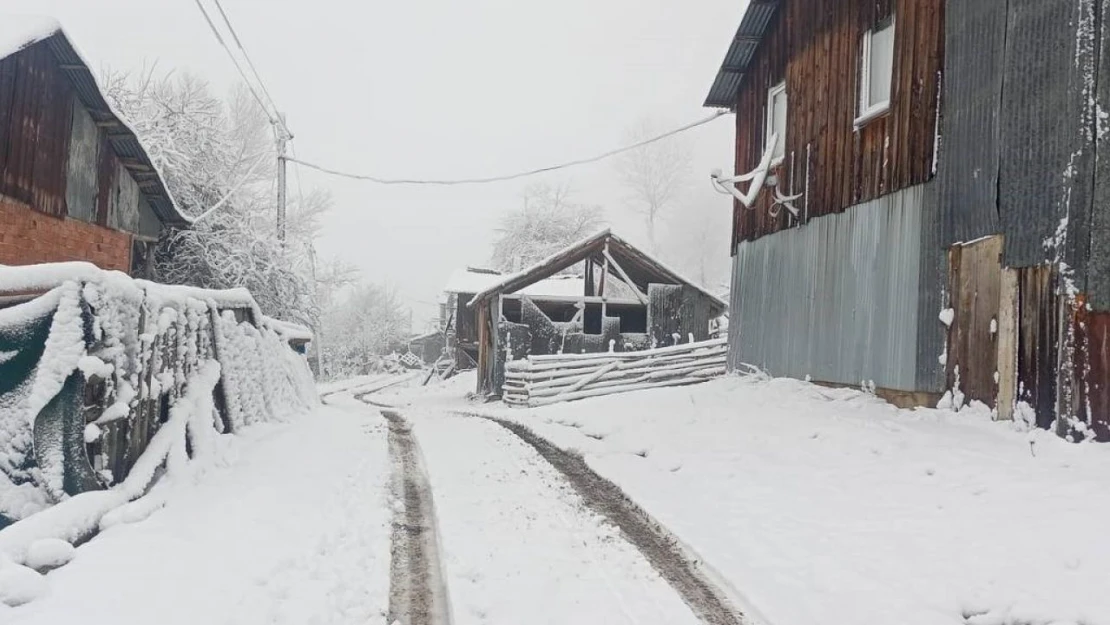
[467, 229, 728, 313]
[0, 16, 189, 228]
[703, 1, 781, 108]
[445, 268, 585, 299]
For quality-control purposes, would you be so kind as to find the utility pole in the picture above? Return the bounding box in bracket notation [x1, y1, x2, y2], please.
[275, 114, 291, 243]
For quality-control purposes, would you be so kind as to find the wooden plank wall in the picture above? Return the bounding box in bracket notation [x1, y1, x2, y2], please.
[0, 40, 73, 218]
[732, 0, 944, 245]
[944, 237, 1002, 407]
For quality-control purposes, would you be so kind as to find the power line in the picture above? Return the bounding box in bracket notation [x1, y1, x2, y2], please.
[191, 0, 282, 129]
[287, 110, 730, 186]
[210, 0, 291, 137]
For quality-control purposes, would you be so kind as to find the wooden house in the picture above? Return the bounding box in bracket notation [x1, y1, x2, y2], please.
[466, 230, 727, 396]
[706, 0, 1110, 439]
[0, 17, 189, 279]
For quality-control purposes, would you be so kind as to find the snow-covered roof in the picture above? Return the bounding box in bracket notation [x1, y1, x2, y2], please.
[444, 268, 585, 299]
[467, 229, 728, 312]
[0, 15, 189, 228]
[0, 15, 60, 59]
[266, 318, 313, 342]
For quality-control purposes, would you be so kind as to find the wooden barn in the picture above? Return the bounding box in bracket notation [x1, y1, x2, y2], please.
[0, 17, 189, 279]
[465, 230, 727, 396]
[707, 0, 1110, 439]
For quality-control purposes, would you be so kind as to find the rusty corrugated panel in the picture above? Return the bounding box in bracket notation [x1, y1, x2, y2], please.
[65, 94, 99, 222]
[728, 184, 929, 391]
[999, 0, 1095, 271]
[1083, 312, 1110, 440]
[0, 41, 72, 217]
[935, 0, 1005, 245]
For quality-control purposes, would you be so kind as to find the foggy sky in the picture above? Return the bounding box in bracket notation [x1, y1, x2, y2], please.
[9, 0, 746, 328]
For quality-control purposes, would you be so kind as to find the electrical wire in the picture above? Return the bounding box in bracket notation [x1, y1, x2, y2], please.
[287, 110, 730, 186]
[192, 153, 271, 223]
[191, 0, 283, 129]
[211, 0, 292, 137]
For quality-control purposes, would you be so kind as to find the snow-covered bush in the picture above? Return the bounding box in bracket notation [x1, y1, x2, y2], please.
[0, 263, 316, 534]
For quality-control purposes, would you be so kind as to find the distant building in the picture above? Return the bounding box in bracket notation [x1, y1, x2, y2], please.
[463, 230, 727, 396]
[0, 17, 189, 278]
[706, 0, 1110, 439]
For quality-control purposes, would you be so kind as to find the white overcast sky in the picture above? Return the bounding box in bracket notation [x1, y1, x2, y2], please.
[12, 0, 746, 327]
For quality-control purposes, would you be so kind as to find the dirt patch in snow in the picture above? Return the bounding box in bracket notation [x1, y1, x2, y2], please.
[480, 415, 747, 625]
[382, 409, 452, 625]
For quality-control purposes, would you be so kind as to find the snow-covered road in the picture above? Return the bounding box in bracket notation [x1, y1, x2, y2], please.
[8, 398, 394, 625]
[6, 384, 723, 625]
[408, 408, 707, 625]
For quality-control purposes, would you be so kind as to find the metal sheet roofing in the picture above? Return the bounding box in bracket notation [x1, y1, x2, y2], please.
[467, 229, 728, 313]
[1, 16, 189, 228]
[703, 1, 780, 108]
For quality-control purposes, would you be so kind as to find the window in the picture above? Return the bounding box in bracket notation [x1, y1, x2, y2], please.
[765, 82, 787, 164]
[858, 17, 895, 127]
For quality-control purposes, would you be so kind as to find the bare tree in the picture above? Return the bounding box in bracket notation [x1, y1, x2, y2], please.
[320, 281, 410, 378]
[102, 68, 328, 328]
[490, 183, 605, 272]
[615, 119, 692, 252]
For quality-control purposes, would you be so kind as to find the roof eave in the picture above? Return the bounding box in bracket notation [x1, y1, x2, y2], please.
[702, 0, 781, 109]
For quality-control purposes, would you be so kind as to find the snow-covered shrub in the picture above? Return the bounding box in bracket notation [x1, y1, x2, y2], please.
[0, 263, 316, 531]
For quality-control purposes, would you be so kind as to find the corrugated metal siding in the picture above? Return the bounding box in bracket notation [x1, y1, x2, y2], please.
[728, 184, 928, 391]
[915, 181, 946, 392]
[935, 0, 1005, 245]
[0, 40, 73, 217]
[998, 0, 1094, 270]
[65, 95, 99, 223]
[109, 162, 141, 233]
[1091, 0, 1110, 311]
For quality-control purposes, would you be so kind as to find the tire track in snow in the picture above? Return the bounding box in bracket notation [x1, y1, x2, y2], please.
[474, 415, 749, 625]
[381, 409, 453, 625]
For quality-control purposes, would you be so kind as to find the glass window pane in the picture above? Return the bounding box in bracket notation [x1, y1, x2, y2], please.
[869, 23, 894, 106]
[771, 88, 787, 158]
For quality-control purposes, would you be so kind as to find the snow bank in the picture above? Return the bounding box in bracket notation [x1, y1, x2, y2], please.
[1, 263, 317, 545]
[484, 375, 1110, 625]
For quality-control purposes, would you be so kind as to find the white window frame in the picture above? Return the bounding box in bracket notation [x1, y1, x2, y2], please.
[765, 81, 787, 166]
[856, 16, 895, 128]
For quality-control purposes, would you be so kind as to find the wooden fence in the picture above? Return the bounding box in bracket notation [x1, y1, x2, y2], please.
[503, 338, 728, 407]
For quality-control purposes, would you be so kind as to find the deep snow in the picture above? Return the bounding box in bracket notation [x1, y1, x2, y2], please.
[3, 399, 392, 625]
[478, 375, 1110, 625]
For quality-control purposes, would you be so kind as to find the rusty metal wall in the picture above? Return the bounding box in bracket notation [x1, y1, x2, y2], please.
[0, 40, 73, 217]
[109, 162, 141, 233]
[728, 184, 930, 391]
[65, 95, 99, 223]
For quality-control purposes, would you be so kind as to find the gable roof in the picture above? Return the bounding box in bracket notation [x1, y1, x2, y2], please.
[703, 0, 781, 109]
[444, 268, 586, 299]
[0, 16, 190, 228]
[467, 229, 728, 313]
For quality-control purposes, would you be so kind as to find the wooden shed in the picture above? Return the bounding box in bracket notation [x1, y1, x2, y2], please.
[0, 17, 189, 279]
[466, 230, 727, 396]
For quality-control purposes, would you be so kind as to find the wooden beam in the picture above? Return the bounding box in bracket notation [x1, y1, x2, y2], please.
[603, 249, 648, 305]
[502, 294, 642, 306]
[600, 242, 610, 321]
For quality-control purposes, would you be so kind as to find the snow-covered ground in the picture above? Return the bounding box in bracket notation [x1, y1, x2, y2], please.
[477, 375, 1110, 625]
[408, 408, 702, 625]
[5, 398, 393, 625]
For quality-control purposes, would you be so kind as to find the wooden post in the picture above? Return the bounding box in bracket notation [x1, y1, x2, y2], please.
[996, 268, 1018, 420]
[600, 244, 610, 322]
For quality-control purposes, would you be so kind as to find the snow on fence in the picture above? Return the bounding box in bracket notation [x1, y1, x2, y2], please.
[502, 338, 728, 407]
[0, 263, 316, 568]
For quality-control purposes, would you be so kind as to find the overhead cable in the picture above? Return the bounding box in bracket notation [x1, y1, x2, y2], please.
[287, 110, 731, 186]
[191, 0, 283, 130]
[210, 0, 291, 137]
